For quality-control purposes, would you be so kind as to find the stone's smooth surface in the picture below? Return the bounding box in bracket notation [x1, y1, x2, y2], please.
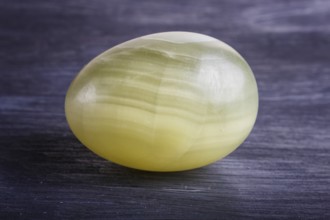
[65, 32, 258, 172]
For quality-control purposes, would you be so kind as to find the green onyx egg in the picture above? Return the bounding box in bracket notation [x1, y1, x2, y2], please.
[65, 32, 258, 172]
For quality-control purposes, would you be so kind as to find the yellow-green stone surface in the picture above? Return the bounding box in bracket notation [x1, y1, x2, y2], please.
[65, 32, 259, 171]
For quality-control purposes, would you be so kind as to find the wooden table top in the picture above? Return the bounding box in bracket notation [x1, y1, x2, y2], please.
[1, 0, 329, 219]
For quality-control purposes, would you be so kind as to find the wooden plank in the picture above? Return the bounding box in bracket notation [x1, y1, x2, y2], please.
[0, 0, 329, 219]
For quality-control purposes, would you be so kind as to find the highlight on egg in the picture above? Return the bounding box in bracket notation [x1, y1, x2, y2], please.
[65, 32, 258, 172]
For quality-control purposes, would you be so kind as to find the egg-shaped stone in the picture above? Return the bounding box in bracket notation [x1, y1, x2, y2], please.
[65, 32, 258, 171]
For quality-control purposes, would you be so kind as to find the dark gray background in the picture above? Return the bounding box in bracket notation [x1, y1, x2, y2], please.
[1, 0, 329, 219]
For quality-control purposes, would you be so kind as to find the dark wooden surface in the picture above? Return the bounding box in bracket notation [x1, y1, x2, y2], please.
[1, 0, 330, 219]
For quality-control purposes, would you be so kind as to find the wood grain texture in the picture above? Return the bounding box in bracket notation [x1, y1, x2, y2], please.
[0, 0, 329, 219]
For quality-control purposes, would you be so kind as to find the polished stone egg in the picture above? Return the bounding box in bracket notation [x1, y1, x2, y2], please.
[65, 32, 258, 171]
